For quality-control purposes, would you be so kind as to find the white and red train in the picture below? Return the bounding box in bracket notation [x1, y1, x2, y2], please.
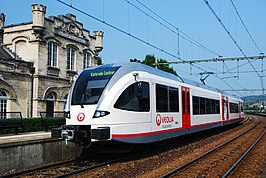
[53, 62, 244, 147]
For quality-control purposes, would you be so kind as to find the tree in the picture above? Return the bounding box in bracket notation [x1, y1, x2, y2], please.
[97, 56, 102, 65]
[141, 54, 177, 76]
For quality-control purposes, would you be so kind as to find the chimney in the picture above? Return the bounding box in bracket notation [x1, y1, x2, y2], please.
[0, 13, 5, 44]
[32, 4, 46, 34]
[93, 31, 104, 53]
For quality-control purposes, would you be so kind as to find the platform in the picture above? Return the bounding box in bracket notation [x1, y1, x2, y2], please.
[0, 131, 51, 144]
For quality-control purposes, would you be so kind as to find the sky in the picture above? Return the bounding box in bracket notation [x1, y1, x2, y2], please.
[1, 0, 266, 97]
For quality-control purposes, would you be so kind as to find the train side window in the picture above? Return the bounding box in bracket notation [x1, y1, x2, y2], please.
[229, 102, 238, 113]
[169, 87, 179, 112]
[206, 98, 211, 114]
[193, 96, 220, 115]
[215, 100, 220, 114]
[199, 97, 206, 114]
[156, 84, 168, 112]
[192, 96, 200, 115]
[114, 82, 150, 112]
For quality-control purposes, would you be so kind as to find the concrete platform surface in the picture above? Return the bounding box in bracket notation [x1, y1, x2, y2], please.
[0, 132, 51, 144]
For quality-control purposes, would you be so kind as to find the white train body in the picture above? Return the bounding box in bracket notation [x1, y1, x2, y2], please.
[56, 63, 244, 146]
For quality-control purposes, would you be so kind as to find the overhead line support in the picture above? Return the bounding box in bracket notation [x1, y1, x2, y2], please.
[154, 55, 266, 65]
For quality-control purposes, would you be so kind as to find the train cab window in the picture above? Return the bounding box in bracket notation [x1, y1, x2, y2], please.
[114, 82, 150, 112]
[72, 66, 120, 105]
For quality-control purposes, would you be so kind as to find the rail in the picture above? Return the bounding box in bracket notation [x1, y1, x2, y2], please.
[222, 129, 266, 178]
[160, 121, 259, 178]
[1, 151, 144, 177]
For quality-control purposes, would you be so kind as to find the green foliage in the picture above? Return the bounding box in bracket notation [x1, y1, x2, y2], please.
[141, 54, 177, 76]
[21, 117, 42, 132]
[0, 118, 22, 134]
[0, 117, 66, 134]
[0, 118, 21, 125]
[97, 56, 103, 65]
[41, 117, 65, 131]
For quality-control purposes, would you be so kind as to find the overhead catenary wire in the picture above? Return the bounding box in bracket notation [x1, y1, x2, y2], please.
[130, 0, 246, 95]
[56, 0, 243, 96]
[133, 0, 221, 57]
[134, 0, 263, 95]
[203, 0, 264, 95]
[203, 0, 259, 73]
[229, 0, 262, 53]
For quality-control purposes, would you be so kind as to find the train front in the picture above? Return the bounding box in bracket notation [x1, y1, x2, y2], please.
[52, 65, 120, 147]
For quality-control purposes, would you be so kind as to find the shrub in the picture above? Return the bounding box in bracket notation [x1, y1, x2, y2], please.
[21, 117, 42, 132]
[0, 117, 66, 134]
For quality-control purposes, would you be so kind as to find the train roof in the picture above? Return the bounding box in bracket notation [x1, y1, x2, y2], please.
[86, 62, 242, 101]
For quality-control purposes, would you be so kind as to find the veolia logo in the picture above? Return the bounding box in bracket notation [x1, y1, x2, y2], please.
[156, 114, 174, 126]
[77, 112, 85, 122]
[156, 114, 162, 126]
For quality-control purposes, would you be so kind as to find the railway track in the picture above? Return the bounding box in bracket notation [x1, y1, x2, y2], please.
[222, 129, 266, 177]
[1, 115, 264, 177]
[1, 152, 137, 178]
[70, 115, 260, 177]
[160, 115, 265, 178]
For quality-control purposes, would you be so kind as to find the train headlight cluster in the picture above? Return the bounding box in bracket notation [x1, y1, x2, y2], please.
[93, 110, 110, 118]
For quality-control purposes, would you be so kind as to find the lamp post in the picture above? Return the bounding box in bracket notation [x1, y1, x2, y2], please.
[29, 66, 35, 118]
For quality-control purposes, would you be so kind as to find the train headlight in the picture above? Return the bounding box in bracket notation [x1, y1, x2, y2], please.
[93, 110, 110, 118]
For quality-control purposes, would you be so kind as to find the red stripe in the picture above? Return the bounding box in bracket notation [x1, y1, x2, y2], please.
[112, 117, 243, 139]
[112, 127, 184, 138]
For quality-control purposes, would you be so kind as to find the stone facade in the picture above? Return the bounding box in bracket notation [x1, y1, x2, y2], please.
[0, 4, 103, 117]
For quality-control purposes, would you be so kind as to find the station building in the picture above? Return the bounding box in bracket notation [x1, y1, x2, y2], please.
[0, 4, 104, 118]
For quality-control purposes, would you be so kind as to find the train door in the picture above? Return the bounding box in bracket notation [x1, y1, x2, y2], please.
[226, 96, 229, 120]
[238, 101, 241, 119]
[221, 95, 229, 125]
[181, 87, 191, 129]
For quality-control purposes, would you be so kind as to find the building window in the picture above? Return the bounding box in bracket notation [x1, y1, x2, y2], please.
[0, 90, 8, 118]
[48, 42, 58, 67]
[83, 51, 91, 69]
[46, 92, 55, 117]
[67, 47, 76, 70]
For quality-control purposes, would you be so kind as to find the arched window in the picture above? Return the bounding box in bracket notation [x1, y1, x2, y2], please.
[83, 51, 91, 69]
[46, 92, 55, 117]
[67, 47, 76, 70]
[48, 42, 58, 67]
[0, 90, 8, 118]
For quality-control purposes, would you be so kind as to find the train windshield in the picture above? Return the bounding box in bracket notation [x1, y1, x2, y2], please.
[71, 66, 120, 105]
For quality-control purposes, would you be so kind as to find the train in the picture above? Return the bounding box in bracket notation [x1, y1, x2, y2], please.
[52, 62, 244, 147]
